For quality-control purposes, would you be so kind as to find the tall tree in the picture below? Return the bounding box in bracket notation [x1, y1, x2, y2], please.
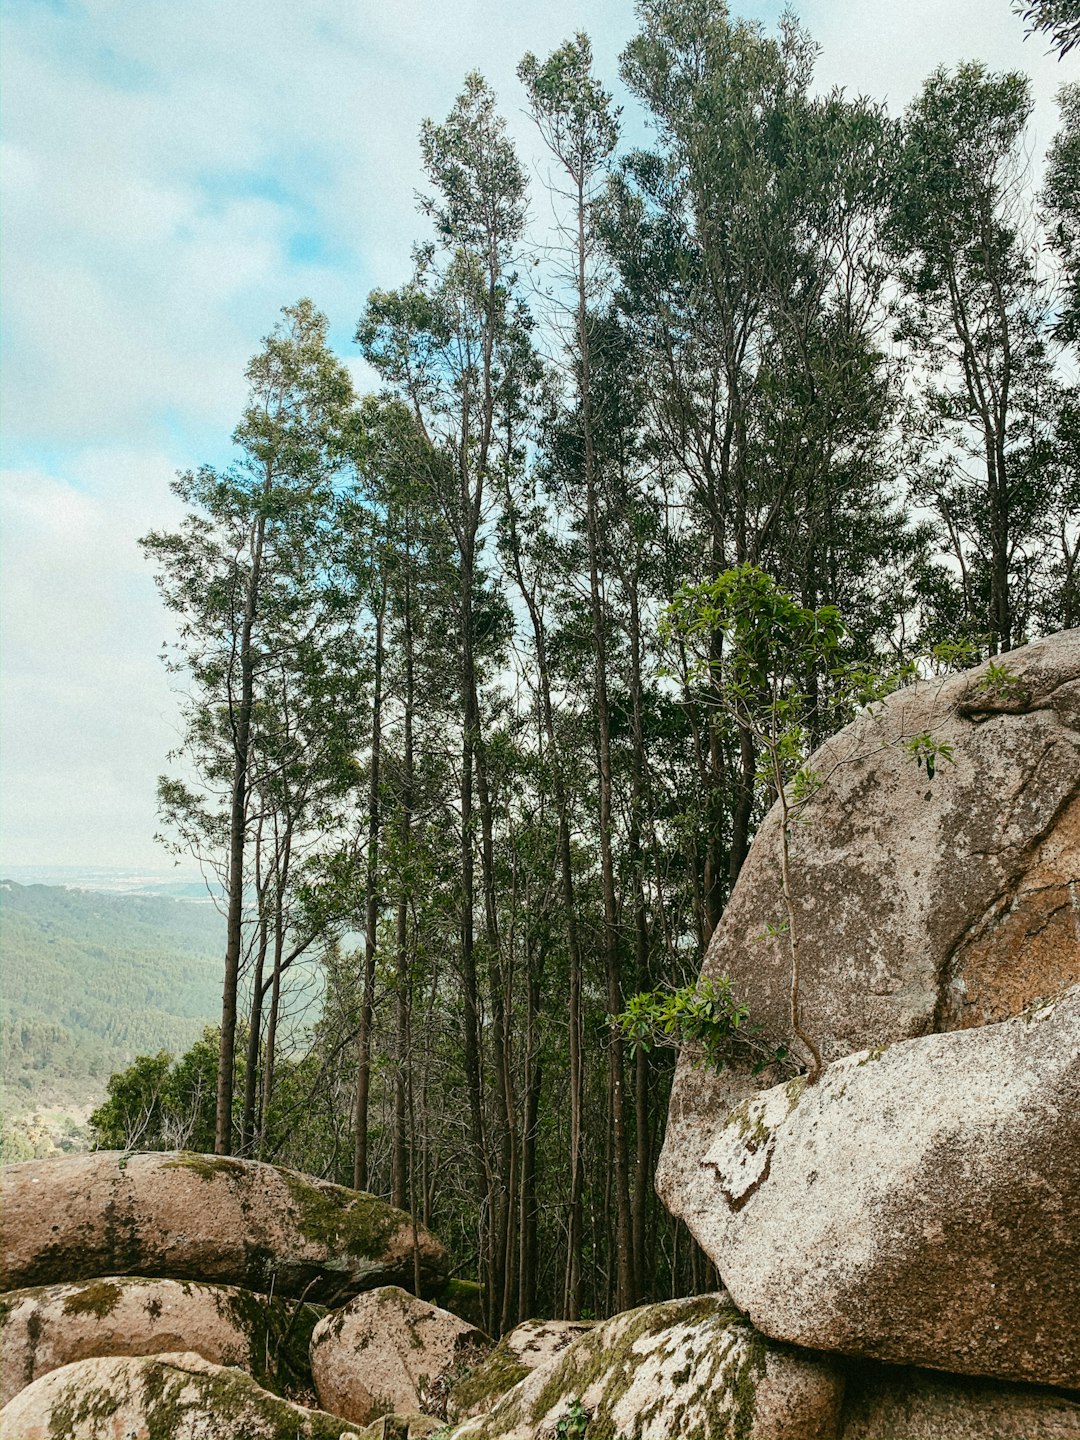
[887, 64, 1064, 652]
[359, 73, 531, 1329]
[143, 300, 356, 1154]
[609, 0, 913, 918]
[519, 32, 635, 1312]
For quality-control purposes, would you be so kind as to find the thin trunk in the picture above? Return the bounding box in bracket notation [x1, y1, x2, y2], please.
[518, 944, 542, 1323]
[354, 596, 385, 1191]
[459, 561, 491, 1321]
[578, 171, 633, 1311]
[241, 816, 270, 1151]
[392, 561, 415, 1212]
[216, 503, 267, 1155]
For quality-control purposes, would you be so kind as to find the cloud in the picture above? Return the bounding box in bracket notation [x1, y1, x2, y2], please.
[0, 449, 188, 867]
[0, 0, 1072, 867]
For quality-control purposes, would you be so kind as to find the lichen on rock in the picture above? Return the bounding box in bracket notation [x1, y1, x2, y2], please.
[450, 1292, 844, 1440]
[0, 1150, 449, 1303]
[0, 1275, 324, 1406]
[0, 1350, 368, 1438]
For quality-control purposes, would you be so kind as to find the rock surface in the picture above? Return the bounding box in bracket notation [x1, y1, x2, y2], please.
[450, 1318, 595, 1419]
[838, 1364, 1080, 1439]
[676, 988, 1080, 1386]
[311, 1285, 489, 1425]
[0, 1150, 448, 1303]
[660, 631, 1080, 1219]
[0, 1275, 322, 1406]
[452, 1293, 845, 1440]
[0, 1351, 365, 1438]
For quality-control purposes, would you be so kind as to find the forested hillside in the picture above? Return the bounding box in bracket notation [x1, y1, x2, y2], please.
[0, 882, 222, 1137]
[91, 0, 1078, 1338]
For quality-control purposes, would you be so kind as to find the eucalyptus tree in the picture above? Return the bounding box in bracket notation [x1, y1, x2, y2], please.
[519, 32, 636, 1313]
[358, 73, 532, 1327]
[888, 64, 1065, 652]
[1045, 83, 1080, 353]
[607, 0, 913, 924]
[143, 299, 359, 1154]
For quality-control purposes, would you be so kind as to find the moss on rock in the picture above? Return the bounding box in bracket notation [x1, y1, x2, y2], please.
[60, 1280, 123, 1320]
[453, 1294, 842, 1440]
[448, 1338, 530, 1418]
[279, 1168, 399, 1261]
[1, 1353, 366, 1439]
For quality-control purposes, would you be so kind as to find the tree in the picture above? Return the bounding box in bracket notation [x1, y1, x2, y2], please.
[359, 73, 532, 1330]
[1044, 83, 1080, 351]
[608, 0, 916, 924]
[520, 32, 637, 1313]
[888, 64, 1064, 652]
[143, 300, 358, 1154]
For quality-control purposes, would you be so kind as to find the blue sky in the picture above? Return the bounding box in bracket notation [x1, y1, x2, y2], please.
[0, 0, 1074, 868]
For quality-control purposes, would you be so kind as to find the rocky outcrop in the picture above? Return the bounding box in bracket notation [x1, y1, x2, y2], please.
[0, 1350, 366, 1438]
[310, 1285, 489, 1425]
[0, 1275, 322, 1405]
[658, 631, 1080, 1387]
[678, 989, 1080, 1386]
[838, 1365, 1080, 1439]
[449, 1318, 595, 1419]
[451, 1294, 846, 1440]
[0, 1151, 448, 1303]
[660, 632, 1080, 1190]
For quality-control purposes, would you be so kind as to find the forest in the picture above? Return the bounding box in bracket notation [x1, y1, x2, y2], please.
[97, 0, 1078, 1340]
[0, 882, 222, 1146]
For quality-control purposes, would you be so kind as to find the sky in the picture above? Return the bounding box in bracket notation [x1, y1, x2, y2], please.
[0, 0, 1075, 871]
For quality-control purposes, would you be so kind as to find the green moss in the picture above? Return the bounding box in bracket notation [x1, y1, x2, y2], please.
[448, 1336, 527, 1416]
[528, 1297, 728, 1427]
[436, 1278, 484, 1329]
[279, 1168, 399, 1260]
[727, 1328, 768, 1440]
[856, 1045, 890, 1065]
[130, 1356, 361, 1439]
[160, 1152, 250, 1182]
[723, 1101, 771, 1147]
[460, 1295, 784, 1440]
[219, 1285, 324, 1396]
[45, 1378, 124, 1439]
[61, 1279, 123, 1319]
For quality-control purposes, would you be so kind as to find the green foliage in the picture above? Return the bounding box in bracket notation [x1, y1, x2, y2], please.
[1013, 0, 1080, 56]
[554, 1398, 590, 1440]
[664, 564, 863, 796]
[88, 1028, 219, 1151]
[614, 977, 787, 1075]
[903, 733, 955, 781]
[1044, 84, 1080, 350]
[887, 61, 1072, 647]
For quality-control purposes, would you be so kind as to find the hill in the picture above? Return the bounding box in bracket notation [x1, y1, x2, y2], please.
[0, 881, 223, 1155]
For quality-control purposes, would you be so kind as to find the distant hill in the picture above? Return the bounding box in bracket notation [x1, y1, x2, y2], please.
[0, 880, 224, 1150]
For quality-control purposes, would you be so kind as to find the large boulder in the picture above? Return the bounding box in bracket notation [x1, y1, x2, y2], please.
[680, 989, 1079, 1387]
[657, 632, 1080, 1385]
[310, 1285, 489, 1425]
[449, 1318, 595, 1419]
[0, 1351, 364, 1438]
[838, 1364, 1080, 1439]
[0, 1151, 448, 1303]
[660, 631, 1080, 1222]
[0, 1275, 322, 1405]
[451, 1293, 845, 1440]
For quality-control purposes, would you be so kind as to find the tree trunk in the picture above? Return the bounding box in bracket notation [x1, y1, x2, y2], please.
[354, 595, 385, 1191]
[216, 506, 266, 1155]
